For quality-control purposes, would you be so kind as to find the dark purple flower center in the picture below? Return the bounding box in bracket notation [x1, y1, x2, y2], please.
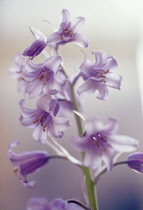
[33, 112, 50, 131]
[90, 69, 109, 83]
[91, 133, 107, 148]
[36, 68, 53, 85]
[62, 26, 74, 38]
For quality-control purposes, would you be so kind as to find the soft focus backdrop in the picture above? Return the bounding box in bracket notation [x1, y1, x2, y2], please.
[1, 0, 143, 209]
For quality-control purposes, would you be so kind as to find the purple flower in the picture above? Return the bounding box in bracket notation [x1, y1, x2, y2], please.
[46, 9, 88, 48]
[77, 51, 122, 100]
[23, 39, 47, 59]
[8, 141, 49, 188]
[72, 117, 138, 170]
[19, 95, 71, 143]
[127, 153, 143, 174]
[22, 56, 66, 97]
[27, 197, 84, 210]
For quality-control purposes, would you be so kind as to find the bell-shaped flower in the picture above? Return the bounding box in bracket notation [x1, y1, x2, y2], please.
[19, 95, 71, 143]
[77, 51, 122, 100]
[23, 38, 47, 59]
[7, 141, 49, 188]
[46, 9, 88, 48]
[127, 152, 143, 174]
[72, 117, 138, 171]
[22, 55, 67, 97]
[27, 197, 84, 210]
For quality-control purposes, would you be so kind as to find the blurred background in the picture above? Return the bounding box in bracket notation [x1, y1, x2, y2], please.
[1, 0, 143, 209]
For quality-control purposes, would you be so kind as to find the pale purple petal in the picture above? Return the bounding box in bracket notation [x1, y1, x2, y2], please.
[92, 51, 108, 68]
[44, 56, 62, 72]
[19, 114, 36, 128]
[102, 147, 116, 171]
[46, 32, 63, 44]
[71, 33, 88, 48]
[50, 199, 67, 210]
[27, 197, 49, 210]
[70, 17, 85, 33]
[25, 79, 44, 97]
[86, 118, 104, 136]
[19, 99, 38, 117]
[84, 148, 102, 169]
[30, 26, 47, 40]
[32, 125, 48, 143]
[103, 118, 119, 135]
[52, 116, 71, 133]
[77, 79, 97, 97]
[108, 135, 139, 152]
[104, 57, 118, 71]
[36, 94, 52, 112]
[80, 59, 94, 76]
[106, 73, 122, 89]
[61, 9, 71, 26]
[96, 83, 108, 100]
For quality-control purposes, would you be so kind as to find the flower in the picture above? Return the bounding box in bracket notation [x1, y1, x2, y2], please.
[23, 39, 47, 59]
[27, 197, 84, 210]
[46, 9, 88, 48]
[127, 153, 143, 174]
[19, 95, 71, 143]
[22, 55, 67, 97]
[77, 50, 122, 100]
[7, 141, 49, 188]
[72, 117, 138, 170]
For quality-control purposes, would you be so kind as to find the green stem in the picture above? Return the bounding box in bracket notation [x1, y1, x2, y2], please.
[68, 80, 98, 210]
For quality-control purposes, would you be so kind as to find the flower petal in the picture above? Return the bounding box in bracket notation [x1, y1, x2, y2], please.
[44, 56, 62, 72]
[61, 9, 71, 26]
[70, 17, 85, 33]
[32, 125, 47, 143]
[46, 32, 62, 44]
[96, 83, 108, 100]
[108, 135, 139, 152]
[25, 79, 44, 97]
[77, 79, 97, 97]
[103, 118, 119, 135]
[84, 148, 102, 169]
[71, 33, 88, 48]
[106, 73, 122, 90]
[92, 51, 108, 68]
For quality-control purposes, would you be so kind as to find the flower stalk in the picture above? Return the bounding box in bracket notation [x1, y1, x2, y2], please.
[70, 80, 98, 210]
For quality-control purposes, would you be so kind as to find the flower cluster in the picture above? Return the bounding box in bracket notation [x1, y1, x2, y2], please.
[8, 8, 141, 210]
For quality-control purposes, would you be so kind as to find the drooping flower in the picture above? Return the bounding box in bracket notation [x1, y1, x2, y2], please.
[77, 51, 122, 100]
[46, 9, 88, 48]
[23, 38, 47, 59]
[127, 153, 143, 174]
[72, 117, 138, 170]
[26, 197, 84, 210]
[7, 141, 49, 188]
[19, 95, 71, 143]
[22, 55, 67, 97]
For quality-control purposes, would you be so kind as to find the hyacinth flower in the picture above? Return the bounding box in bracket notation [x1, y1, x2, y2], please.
[46, 9, 88, 48]
[23, 38, 47, 59]
[22, 55, 67, 97]
[77, 50, 122, 100]
[19, 95, 71, 143]
[127, 153, 143, 174]
[8, 141, 49, 188]
[27, 197, 86, 210]
[72, 117, 138, 171]
[9, 53, 30, 96]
